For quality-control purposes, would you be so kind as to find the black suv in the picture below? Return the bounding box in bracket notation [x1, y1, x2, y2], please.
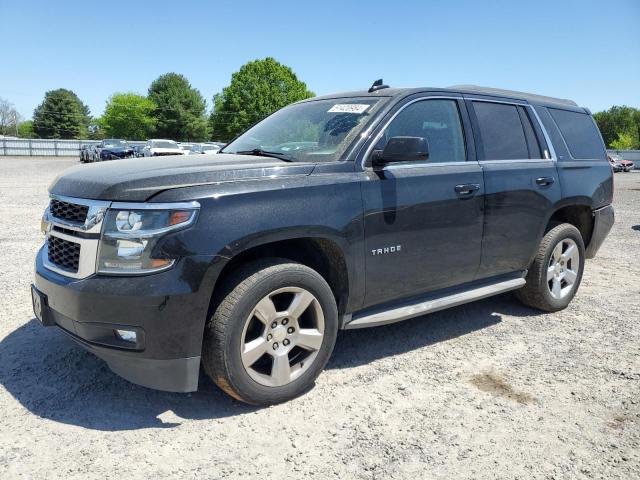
[33, 83, 614, 405]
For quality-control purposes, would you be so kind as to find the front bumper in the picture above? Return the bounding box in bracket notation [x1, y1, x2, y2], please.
[101, 151, 134, 160]
[585, 204, 615, 259]
[34, 248, 223, 392]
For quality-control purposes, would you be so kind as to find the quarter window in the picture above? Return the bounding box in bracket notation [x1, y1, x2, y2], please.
[375, 99, 466, 163]
[548, 108, 605, 159]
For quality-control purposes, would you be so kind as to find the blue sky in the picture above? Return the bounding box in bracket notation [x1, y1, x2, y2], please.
[1, 0, 638, 119]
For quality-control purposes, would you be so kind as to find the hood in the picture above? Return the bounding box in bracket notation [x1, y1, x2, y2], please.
[49, 154, 316, 201]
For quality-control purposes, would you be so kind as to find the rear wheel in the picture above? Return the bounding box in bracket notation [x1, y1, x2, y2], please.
[515, 223, 585, 312]
[202, 259, 338, 405]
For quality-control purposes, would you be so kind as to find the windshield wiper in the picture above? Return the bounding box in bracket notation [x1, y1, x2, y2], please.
[232, 148, 294, 162]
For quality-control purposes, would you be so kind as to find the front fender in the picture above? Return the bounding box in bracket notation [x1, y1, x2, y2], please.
[154, 175, 366, 312]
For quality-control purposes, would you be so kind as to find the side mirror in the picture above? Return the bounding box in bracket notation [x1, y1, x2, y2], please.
[371, 136, 429, 167]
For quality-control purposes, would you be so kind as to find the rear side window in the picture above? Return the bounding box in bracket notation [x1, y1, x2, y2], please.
[473, 102, 529, 160]
[548, 108, 604, 159]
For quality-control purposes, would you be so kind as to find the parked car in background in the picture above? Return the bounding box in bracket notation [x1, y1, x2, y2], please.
[79, 145, 92, 163]
[95, 139, 134, 161]
[178, 143, 195, 155]
[189, 143, 223, 154]
[143, 139, 185, 157]
[132, 145, 145, 158]
[608, 154, 634, 172]
[608, 155, 623, 172]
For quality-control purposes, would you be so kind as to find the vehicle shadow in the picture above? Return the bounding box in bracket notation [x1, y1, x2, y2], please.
[0, 319, 257, 431]
[632, 225, 640, 231]
[328, 292, 536, 370]
[0, 293, 539, 431]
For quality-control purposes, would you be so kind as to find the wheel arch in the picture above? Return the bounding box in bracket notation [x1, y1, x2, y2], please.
[210, 236, 353, 317]
[545, 202, 594, 247]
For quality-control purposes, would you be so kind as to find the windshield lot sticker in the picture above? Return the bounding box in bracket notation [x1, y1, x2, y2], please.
[328, 104, 369, 114]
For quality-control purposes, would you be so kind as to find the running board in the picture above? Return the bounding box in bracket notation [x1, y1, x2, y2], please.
[344, 277, 526, 330]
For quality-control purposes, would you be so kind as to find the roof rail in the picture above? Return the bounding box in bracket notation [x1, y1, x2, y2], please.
[449, 84, 578, 107]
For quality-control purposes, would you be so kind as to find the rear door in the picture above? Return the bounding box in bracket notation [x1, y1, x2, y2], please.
[360, 96, 484, 308]
[466, 97, 562, 279]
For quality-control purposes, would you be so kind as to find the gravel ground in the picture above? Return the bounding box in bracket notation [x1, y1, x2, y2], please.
[0, 156, 638, 479]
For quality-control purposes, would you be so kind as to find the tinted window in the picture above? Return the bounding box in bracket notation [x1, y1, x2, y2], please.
[549, 108, 604, 159]
[375, 99, 466, 163]
[518, 106, 542, 159]
[473, 102, 529, 160]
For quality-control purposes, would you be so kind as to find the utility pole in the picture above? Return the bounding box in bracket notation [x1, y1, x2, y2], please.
[13, 111, 18, 137]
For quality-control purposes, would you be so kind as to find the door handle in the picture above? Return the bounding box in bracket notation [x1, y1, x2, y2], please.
[454, 183, 480, 195]
[535, 177, 555, 187]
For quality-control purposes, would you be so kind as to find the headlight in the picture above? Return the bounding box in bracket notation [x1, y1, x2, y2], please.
[97, 202, 199, 274]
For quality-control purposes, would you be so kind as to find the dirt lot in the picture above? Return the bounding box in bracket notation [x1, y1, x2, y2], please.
[0, 156, 638, 479]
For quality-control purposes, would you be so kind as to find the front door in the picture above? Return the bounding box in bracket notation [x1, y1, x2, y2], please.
[361, 97, 484, 308]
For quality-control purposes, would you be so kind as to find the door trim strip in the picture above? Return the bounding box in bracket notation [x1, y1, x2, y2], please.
[344, 277, 526, 329]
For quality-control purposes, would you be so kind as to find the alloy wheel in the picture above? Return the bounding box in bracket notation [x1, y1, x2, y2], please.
[547, 238, 580, 299]
[240, 287, 325, 387]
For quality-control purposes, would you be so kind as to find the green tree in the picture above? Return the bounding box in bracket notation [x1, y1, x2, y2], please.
[18, 120, 35, 138]
[32, 89, 90, 139]
[610, 132, 636, 150]
[209, 57, 314, 142]
[147, 73, 208, 141]
[99, 92, 156, 140]
[593, 105, 640, 149]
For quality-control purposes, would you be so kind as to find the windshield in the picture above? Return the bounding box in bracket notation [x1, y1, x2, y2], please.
[152, 141, 178, 149]
[221, 98, 383, 162]
[103, 139, 127, 148]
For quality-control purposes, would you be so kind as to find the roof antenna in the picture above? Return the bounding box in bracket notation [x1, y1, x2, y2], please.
[368, 78, 389, 93]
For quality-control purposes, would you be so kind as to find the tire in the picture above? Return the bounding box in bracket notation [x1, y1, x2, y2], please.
[515, 223, 585, 312]
[202, 259, 338, 405]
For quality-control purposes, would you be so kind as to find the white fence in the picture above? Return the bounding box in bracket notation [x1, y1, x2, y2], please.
[0, 138, 146, 156]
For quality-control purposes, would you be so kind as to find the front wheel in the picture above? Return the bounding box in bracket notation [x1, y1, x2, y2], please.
[202, 259, 338, 405]
[515, 223, 585, 312]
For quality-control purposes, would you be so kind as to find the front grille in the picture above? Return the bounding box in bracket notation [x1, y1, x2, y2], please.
[50, 199, 89, 224]
[47, 236, 81, 272]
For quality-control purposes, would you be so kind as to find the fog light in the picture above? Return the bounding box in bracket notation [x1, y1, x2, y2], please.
[114, 329, 137, 343]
